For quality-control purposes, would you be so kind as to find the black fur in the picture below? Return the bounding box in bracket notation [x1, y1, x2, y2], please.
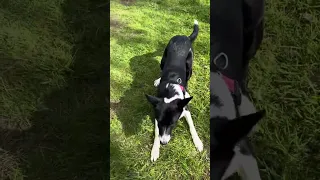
[146, 21, 198, 144]
[159, 21, 199, 87]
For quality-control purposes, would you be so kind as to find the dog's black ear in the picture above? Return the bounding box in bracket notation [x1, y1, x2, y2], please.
[145, 94, 161, 106]
[221, 110, 266, 147]
[177, 96, 193, 108]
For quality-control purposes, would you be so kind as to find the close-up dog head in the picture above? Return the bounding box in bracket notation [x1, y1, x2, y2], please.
[210, 110, 265, 179]
[145, 94, 192, 145]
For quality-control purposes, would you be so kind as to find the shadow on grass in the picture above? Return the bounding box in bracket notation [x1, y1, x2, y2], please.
[0, 0, 109, 179]
[109, 140, 141, 178]
[134, 0, 210, 24]
[111, 45, 165, 136]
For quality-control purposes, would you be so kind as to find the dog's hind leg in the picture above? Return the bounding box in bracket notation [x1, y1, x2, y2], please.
[151, 119, 161, 162]
[184, 110, 203, 152]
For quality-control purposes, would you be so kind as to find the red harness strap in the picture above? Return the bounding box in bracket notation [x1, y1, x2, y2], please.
[179, 85, 184, 92]
[221, 74, 235, 93]
[221, 74, 242, 106]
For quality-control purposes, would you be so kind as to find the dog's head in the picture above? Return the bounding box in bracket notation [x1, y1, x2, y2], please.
[145, 94, 192, 145]
[210, 110, 265, 179]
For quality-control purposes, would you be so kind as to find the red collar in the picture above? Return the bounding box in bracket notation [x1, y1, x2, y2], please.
[179, 85, 185, 91]
[221, 75, 235, 93]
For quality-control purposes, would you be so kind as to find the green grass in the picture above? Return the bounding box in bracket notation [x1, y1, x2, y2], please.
[0, 0, 108, 179]
[248, 0, 320, 179]
[0, 0, 319, 179]
[110, 0, 210, 179]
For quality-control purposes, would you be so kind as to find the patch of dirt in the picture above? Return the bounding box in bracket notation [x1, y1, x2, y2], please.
[110, 108, 117, 120]
[120, 0, 136, 6]
[110, 101, 121, 120]
[110, 17, 124, 29]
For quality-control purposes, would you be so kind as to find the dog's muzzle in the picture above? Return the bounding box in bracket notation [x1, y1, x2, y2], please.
[159, 134, 171, 145]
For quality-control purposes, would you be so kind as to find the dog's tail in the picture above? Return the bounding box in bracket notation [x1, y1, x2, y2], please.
[189, 20, 199, 43]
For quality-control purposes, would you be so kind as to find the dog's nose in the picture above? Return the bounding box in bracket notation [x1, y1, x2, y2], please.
[159, 134, 171, 145]
[160, 140, 168, 145]
[160, 141, 168, 145]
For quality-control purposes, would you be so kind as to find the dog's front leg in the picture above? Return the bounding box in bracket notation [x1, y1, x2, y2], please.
[184, 110, 203, 152]
[151, 119, 161, 161]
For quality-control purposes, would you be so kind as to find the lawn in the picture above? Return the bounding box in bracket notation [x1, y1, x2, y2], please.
[0, 0, 109, 179]
[110, 0, 211, 179]
[111, 0, 320, 180]
[247, 0, 320, 179]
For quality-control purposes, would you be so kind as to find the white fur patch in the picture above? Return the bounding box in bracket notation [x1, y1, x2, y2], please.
[185, 91, 191, 98]
[238, 154, 261, 180]
[163, 95, 180, 103]
[189, 48, 194, 60]
[238, 94, 258, 135]
[154, 77, 161, 87]
[210, 72, 236, 119]
[151, 119, 160, 162]
[238, 95, 256, 116]
[222, 148, 261, 180]
[164, 83, 184, 103]
[194, 19, 198, 25]
[222, 150, 241, 179]
[159, 134, 171, 144]
[151, 144, 160, 162]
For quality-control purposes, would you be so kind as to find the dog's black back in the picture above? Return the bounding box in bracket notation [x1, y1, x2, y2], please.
[160, 22, 198, 89]
[160, 36, 192, 88]
[210, 0, 244, 81]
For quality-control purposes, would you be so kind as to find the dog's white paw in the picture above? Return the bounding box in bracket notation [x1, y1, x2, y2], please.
[193, 137, 203, 152]
[151, 146, 160, 162]
[154, 78, 161, 87]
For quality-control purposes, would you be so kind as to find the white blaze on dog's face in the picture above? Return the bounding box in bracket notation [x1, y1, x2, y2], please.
[159, 130, 171, 145]
[145, 94, 193, 145]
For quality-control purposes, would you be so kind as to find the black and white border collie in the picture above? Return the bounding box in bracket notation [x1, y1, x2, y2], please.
[210, 0, 265, 179]
[146, 20, 203, 162]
